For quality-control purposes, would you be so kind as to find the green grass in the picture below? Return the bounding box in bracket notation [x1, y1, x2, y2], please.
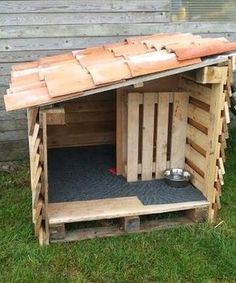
[1, 131, 236, 283]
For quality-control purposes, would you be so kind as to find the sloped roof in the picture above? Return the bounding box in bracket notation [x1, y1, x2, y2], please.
[4, 33, 236, 111]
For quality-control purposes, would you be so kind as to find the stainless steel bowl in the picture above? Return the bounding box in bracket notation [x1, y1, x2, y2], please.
[163, 168, 191, 188]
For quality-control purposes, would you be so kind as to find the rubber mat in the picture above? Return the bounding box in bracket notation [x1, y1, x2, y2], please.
[48, 145, 206, 205]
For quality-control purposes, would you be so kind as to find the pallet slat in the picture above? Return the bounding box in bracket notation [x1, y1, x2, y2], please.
[141, 93, 155, 180]
[127, 93, 140, 182]
[155, 92, 169, 177]
[171, 92, 189, 168]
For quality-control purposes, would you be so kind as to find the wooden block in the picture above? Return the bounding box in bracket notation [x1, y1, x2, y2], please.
[122, 216, 140, 233]
[46, 108, 65, 125]
[127, 93, 140, 182]
[196, 66, 228, 84]
[186, 207, 208, 223]
[49, 224, 65, 240]
[141, 93, 155, 180]
[133, 82, 144, 88]
[224, 101, 230, 124]
[155, 92, 169, 178]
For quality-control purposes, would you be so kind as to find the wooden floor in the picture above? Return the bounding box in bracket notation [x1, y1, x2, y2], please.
[48, 196, 209, 225]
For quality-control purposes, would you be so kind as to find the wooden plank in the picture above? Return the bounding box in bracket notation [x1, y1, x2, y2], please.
[41, 111, 49, 244]
[141, 93, 155, 180]
[31, 123, 40, 148]
[204, 77, 226, 221]
[0, 50, 72, 63]
[196, 66, 228, 84]
[180, 77, 212, 104]
[0, 1, 170, 13]
[0, 12, 168, 27]
[127, 93, 140, 182]
[155, 92, 169, 177]
[1, 22, 170, 39]
[0, 119, 27, 131]
[185, 144, 206, 173]
[170, 92, 189, 168]
[184, 164, 205, 195]
[32, 166, 42, 191]
[0, 129, 27, 142]
[48, 197, 209, 224]
[188, 103, 211, 129]
[116, 90, 123, 175]
[48, 132, 115, 148]
[53, 217, 194, 242]
[186, 124, 208, 150]
[224, 101, 230, 124]
[27, 107, 38, 136]
[66, 111, 115, 124]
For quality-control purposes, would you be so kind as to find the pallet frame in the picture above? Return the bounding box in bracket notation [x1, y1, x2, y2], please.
[27, 60, 233, 245]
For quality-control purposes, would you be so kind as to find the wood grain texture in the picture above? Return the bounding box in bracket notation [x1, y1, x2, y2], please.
[170, 92, 189, 168]
[127, 93, 140, 182]
[48, 197, 209, 224]
[0, 1, 170, 13]
[155, 93, 170, 177]
[141, 93, 155, 180]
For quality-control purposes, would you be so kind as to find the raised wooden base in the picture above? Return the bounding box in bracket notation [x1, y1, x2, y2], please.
[48, 197, 209, 243]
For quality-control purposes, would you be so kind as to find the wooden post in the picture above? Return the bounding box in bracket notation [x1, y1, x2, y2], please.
[203, 67, 228, 222]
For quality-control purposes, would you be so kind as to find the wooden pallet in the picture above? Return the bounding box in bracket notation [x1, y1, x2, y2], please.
[48, 197, 209, 243]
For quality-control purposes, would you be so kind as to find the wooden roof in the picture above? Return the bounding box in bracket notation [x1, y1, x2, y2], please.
[4, 33, 236, 111]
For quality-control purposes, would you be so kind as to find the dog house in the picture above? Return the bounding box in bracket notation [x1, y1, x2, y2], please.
[4, 33, 236, 245]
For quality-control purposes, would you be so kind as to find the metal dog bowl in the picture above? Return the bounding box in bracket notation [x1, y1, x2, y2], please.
[163, 168, 191, 188]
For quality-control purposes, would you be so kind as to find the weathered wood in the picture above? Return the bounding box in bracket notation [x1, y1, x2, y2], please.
[48, 197, 209, 224]
[186, 207, 209, 223]
[0, 129, 27, 142]
[170, 92, 189, 168]
[0, 1, 170, 13]
[122, 216, 140, 233]
[203, 69, 227, 222]
[196, 66, 228, 84]
[49, 224, 65, 240]
[0, 13, 168, 27]
[41, 111, 49, 244]
[127, 93, 140, 182]
[142, 93, 155, 180]
[116, 90, 125, 175]
[52, 217, 194, 243]
[185, 144, 206, 174]
[155, 92, 169, 177]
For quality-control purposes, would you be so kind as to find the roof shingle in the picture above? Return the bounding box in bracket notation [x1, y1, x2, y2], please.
[4, 33, 236, 111]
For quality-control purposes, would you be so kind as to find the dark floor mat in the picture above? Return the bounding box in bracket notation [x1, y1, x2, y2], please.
[48, 145, 206, 205]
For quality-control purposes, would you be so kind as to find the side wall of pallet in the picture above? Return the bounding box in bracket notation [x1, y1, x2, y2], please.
[0, 0, 236, 161]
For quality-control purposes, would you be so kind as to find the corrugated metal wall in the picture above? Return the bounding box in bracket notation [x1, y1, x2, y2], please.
[0, 0, 236, 161]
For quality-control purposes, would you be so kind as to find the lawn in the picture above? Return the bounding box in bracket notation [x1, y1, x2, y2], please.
[0, 131, 236, 283]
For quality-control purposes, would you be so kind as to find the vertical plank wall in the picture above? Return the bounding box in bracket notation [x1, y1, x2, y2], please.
[0, 0, 236, 161]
